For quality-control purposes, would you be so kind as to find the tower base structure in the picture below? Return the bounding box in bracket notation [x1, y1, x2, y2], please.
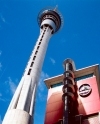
[2, 109, 33, 124]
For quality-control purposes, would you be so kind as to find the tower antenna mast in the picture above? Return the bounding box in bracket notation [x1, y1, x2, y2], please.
[54, 5, 58, 11]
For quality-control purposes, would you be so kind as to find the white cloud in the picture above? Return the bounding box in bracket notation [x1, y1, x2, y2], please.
[0, 93, 2, 97]
[0, 51, 2, 70]
[0, 92, 10, 102]
[0, 14, 10, 26]
[8, 77, 17, 95]
[50, 57, 56, 64]
[0, 115, 2, 124]
[36, 71, 49, 101]
[38, 71, 49, 91]
[1, 15, 6, 22]
[0, 51, 2, 56]
[0, 14, 6, 23]
[0, 63, 2, 70]
[0, 98, 6, 102]
[0, 93, 6, 102]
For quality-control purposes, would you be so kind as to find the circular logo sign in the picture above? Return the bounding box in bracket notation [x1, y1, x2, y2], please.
[79, 84, 92, 97]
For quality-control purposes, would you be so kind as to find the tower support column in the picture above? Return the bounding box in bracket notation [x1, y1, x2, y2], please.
[62, 59, 76, 124]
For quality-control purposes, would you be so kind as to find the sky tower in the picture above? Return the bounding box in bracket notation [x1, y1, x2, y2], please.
[2, 8, 62, 124]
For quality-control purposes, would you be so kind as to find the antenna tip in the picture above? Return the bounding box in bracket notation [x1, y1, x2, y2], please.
[54, 5, 58, 11]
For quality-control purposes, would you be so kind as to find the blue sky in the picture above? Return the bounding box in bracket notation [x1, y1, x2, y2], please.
[0, 0, 100, 123]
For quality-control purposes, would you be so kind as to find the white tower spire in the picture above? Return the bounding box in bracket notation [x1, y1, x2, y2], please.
[2, 8, 62, 124]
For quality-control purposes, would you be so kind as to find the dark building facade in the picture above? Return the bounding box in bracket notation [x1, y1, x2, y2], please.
[44, 60, 100, 124]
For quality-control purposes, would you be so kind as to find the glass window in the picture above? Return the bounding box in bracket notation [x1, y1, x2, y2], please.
[27, 69, 32, 75]
[30, 62, 34, 67]
[51, 82, 63, 88]
[75, 73, 94, 81]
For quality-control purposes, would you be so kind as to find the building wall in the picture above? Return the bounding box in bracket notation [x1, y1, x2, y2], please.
[44, 86, 63, 124]
[77, 76, 100, 115]
[44, 75, 100, 124]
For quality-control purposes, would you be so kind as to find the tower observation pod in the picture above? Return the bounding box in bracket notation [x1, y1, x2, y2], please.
[2, 8, 62, 124]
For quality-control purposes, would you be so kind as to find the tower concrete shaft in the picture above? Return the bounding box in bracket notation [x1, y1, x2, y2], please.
[2, 9, 62, 124]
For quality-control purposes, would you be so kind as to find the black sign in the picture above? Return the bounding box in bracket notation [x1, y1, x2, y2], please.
[79, 84, 92, 97]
